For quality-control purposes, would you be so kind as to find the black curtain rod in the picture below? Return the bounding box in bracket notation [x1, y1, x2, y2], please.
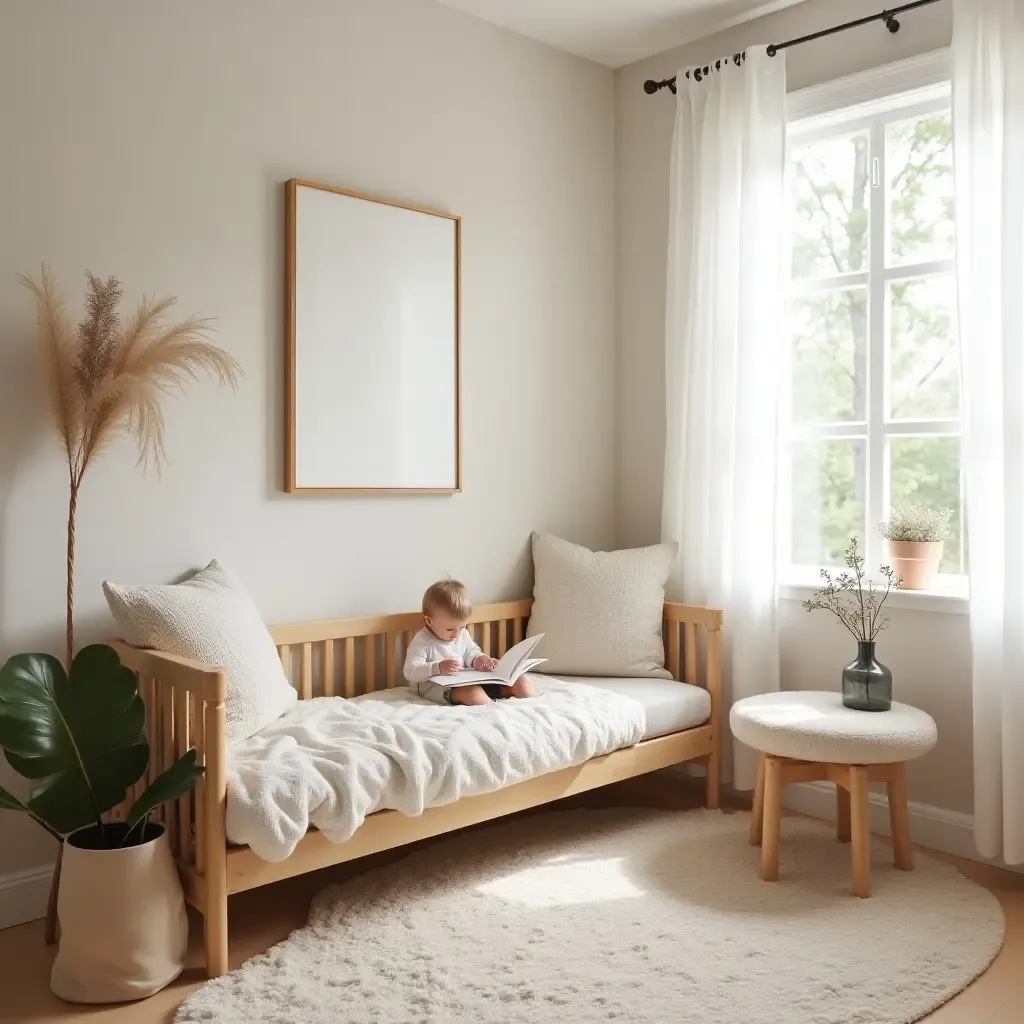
[643, 0, 943, 94]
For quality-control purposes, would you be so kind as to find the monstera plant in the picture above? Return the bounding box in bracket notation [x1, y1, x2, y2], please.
[0, 644, 204, 1001]
[0, 644, 202, 847]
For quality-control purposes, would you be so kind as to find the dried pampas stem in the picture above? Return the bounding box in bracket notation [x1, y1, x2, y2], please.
[75, 272, 123, 396]
[20, 267, 242, 943]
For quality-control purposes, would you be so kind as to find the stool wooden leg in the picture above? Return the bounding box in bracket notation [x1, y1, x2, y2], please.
[836, 782, 851, 843]
[760, 756, 783, 882]
[887, 762, 913, 871]
[750, 752, 766, 847]
[849, 765, 871, 898]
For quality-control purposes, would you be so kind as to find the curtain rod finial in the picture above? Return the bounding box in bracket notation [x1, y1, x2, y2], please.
[643, 79, 660, 94]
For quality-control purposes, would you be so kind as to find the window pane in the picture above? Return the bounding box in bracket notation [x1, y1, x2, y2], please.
[887, 111, 954, 266]
[888, 276, 960, 420]
[792, 439, 866, 567]
[790, 131, 871, 280]
[792, 288, 868, 422]
[889, 436, 964, 574]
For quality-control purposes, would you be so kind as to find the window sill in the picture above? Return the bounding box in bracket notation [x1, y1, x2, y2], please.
[779, 579, 969, 615]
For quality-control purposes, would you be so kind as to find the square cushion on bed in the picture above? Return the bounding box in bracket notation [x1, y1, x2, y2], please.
[527, 533, 674, 678]
[103, 560, 296, 745]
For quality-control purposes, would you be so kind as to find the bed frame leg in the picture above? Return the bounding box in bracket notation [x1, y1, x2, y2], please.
[705, 747, 721, 810]
[203, 677, 230, 978]
[705, 623, 722, 810]
[204, 890, 229, 978]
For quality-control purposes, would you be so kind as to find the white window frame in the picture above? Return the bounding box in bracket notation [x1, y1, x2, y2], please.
[779, 50, 968, 608]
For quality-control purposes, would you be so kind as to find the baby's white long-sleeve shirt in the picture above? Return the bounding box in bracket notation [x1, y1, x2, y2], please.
[403, 627, 484, 685]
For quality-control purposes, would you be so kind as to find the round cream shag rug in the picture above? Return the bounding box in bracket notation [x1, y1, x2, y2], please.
[176, 808, 1003, 1024]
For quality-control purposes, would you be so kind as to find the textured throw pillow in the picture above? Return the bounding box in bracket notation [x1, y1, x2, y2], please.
[103, 560, 297, 745]
[527, 533, 675, 678]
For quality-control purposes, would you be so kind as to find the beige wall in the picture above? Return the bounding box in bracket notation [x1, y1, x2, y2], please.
[0, 0, 615, 887]
[614, 0, 971, 815]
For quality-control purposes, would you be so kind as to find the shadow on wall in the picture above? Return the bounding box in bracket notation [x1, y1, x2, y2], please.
[502, 535, 534, 602]
[0, 319, 52, 661]
[0, 319, 66, 871]
[264, 170, 283, 502]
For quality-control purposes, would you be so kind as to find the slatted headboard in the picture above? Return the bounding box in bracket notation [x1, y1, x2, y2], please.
[268, 599, 534, 699]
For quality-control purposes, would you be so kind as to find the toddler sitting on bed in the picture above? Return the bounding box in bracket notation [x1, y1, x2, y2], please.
[403, 579, 537, 706]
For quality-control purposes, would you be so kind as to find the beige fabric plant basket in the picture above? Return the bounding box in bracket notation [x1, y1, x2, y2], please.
[51, 821, 188, 1003]
[887, 540, 944, 591]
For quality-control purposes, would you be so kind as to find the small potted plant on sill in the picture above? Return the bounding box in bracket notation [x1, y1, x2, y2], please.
[0, 644, 203, 1002]
[878, 504, 953, 591]
[803, 538, 902, 712]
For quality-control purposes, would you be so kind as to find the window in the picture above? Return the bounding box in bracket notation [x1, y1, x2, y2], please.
[782, 78, 963, 584]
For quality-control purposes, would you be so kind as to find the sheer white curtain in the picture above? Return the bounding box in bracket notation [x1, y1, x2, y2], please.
[661, 47, 787, 790]
[953, 0, 1024, 865]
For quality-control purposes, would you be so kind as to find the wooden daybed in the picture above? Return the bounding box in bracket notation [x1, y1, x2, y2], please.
[111, 598, 723, 978]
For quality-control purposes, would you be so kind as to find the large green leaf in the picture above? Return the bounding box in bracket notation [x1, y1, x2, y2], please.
[0, 644, 146, 835]
[0, 782, 33, 815]
[27, 743, 149, 835]
[0, 782, 63, 840]
[124, 749, 204, 842]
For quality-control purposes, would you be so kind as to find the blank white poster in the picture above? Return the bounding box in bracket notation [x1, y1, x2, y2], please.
[288, 181, 459, 492]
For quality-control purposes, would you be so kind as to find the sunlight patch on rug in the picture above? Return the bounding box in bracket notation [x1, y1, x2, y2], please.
[477, 855, 644, 907]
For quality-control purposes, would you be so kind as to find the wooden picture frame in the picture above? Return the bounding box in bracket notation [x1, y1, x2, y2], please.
[284, 178, 462, 494]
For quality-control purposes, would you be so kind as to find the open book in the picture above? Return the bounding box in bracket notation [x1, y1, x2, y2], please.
[429, 634, 546, 688]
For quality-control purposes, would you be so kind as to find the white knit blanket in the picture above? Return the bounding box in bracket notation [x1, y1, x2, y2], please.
[226, 681, 647, 861]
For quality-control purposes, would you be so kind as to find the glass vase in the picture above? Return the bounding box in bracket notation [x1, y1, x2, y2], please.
[842, 641, 892, 712]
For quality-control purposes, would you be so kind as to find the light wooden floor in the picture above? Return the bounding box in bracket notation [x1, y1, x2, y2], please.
[1, 776, 1021, 1024]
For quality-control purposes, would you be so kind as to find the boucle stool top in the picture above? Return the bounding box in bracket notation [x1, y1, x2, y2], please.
[730, 691, 938, 765]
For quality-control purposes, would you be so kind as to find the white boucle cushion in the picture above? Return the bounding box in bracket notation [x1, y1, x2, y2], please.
[527, 533, 674, 678]
[103, 560, 297, 745]
[730, 691, 938, 765]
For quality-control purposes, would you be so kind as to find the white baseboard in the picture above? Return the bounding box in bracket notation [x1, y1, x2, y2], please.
[0, 864, 54, 930]
[781, 781, 1024, 874]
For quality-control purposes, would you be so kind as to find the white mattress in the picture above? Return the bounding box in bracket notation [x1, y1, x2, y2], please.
[541, 676, 711, 740]
[352, 675, 710, 741]
[225, 676, 709, 862]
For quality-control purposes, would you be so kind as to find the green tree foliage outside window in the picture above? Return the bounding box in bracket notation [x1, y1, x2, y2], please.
[787, 109, 963, 574]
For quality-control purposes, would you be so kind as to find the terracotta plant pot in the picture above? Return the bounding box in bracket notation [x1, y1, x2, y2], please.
[50, 821, 187, 1003]
[886, 539, 943, 591]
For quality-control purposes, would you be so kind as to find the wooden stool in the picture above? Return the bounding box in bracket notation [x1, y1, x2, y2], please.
[731, 692, 938, 898]
[749, 755, 913, 897]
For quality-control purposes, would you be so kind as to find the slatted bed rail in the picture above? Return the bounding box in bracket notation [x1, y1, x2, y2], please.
[109, 597, 722, 979]
[106, 643, 229, 973]
[662, 601, 724, 802]
[269, 599, 533, 697]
